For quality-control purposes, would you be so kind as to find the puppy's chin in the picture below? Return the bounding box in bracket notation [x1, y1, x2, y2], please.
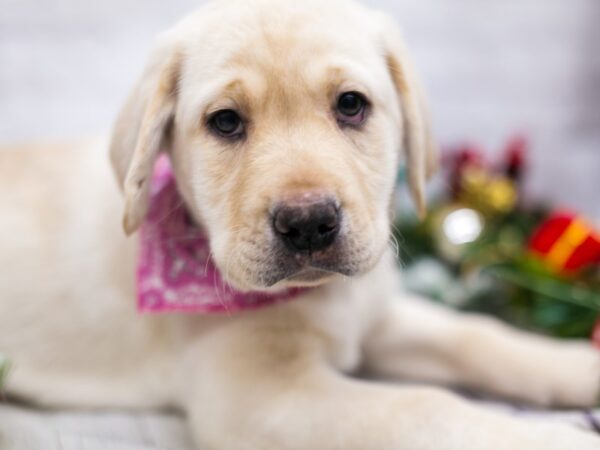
[220, 254, 354, 292]
[224, 253, 378, 291]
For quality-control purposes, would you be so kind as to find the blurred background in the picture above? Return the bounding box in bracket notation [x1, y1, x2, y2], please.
[1, 0, 599, 217]
[1, 1, 600, 445]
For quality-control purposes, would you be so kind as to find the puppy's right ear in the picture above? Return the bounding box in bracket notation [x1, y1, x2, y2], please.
[110, 36, 181, 235]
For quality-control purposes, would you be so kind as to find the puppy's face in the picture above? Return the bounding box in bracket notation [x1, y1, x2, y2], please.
[111, 0, 436, 291]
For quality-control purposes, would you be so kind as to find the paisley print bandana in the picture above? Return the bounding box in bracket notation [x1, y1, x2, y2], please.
[136, 155, 307, 313]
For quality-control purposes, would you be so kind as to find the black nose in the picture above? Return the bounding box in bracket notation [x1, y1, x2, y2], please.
[272, 197, 340, 252]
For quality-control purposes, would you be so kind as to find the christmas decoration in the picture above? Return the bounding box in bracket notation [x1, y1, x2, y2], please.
[592, 319, 600, 350]
[397, 137, 600, 339]
[529, 212, 600, 275]
[0, 354, 9, 392]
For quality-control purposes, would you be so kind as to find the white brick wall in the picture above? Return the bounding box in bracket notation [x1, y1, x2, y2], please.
[381, 0, 600, 218]
[1, 0, 599, 216]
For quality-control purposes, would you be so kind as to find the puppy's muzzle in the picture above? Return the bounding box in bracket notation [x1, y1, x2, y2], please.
[272, 193, 340, 253]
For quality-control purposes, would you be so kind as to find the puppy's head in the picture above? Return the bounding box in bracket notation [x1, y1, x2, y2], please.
[110, 0, 436, 291]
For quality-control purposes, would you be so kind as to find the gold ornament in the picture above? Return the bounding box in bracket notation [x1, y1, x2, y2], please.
[459, 167, 517, 215]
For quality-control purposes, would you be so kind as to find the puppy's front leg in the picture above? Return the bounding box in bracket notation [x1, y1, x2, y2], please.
[363, 295, 600, 407]
[181, 321, 600, 450]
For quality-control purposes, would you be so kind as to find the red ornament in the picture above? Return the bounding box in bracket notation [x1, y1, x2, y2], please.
[446, 144, 486, 198]
[529, 211, 600, 274]
[503, 135, 527, 181]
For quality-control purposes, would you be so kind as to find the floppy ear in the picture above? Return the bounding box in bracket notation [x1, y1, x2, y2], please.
[381, 17, 438, 218]
[109, 37, 181, 235]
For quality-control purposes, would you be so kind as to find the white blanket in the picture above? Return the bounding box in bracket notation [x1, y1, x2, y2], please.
[0, 405, 193, 450]
[1, 402, 599, 450]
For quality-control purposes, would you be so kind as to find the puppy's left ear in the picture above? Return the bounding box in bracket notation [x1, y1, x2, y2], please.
[380, 15, 438, 218]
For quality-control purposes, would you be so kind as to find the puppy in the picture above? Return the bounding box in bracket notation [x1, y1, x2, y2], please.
[1, 0, 600, 448]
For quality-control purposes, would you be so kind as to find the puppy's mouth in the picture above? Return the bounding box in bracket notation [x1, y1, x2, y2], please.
[260, 243, 359, 287]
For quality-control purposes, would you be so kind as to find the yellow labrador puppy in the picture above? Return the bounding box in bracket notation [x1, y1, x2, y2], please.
[1, 0, 599, 448]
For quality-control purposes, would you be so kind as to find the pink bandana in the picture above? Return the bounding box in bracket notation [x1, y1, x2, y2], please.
[137, 156, 306, 314]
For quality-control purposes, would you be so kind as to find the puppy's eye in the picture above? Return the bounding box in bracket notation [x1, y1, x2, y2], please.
[336, 92, 367, 126]
[209, 110, 244, 138]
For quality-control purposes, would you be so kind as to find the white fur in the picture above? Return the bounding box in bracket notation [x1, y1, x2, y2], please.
[1, 1, 600, 449]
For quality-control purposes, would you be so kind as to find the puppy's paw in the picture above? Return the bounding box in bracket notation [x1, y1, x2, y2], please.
[541, 342, 600, 408]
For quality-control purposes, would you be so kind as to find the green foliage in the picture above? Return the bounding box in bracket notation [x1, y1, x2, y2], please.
[0, 354, 9, 391]
[395, 205, 600, 339]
